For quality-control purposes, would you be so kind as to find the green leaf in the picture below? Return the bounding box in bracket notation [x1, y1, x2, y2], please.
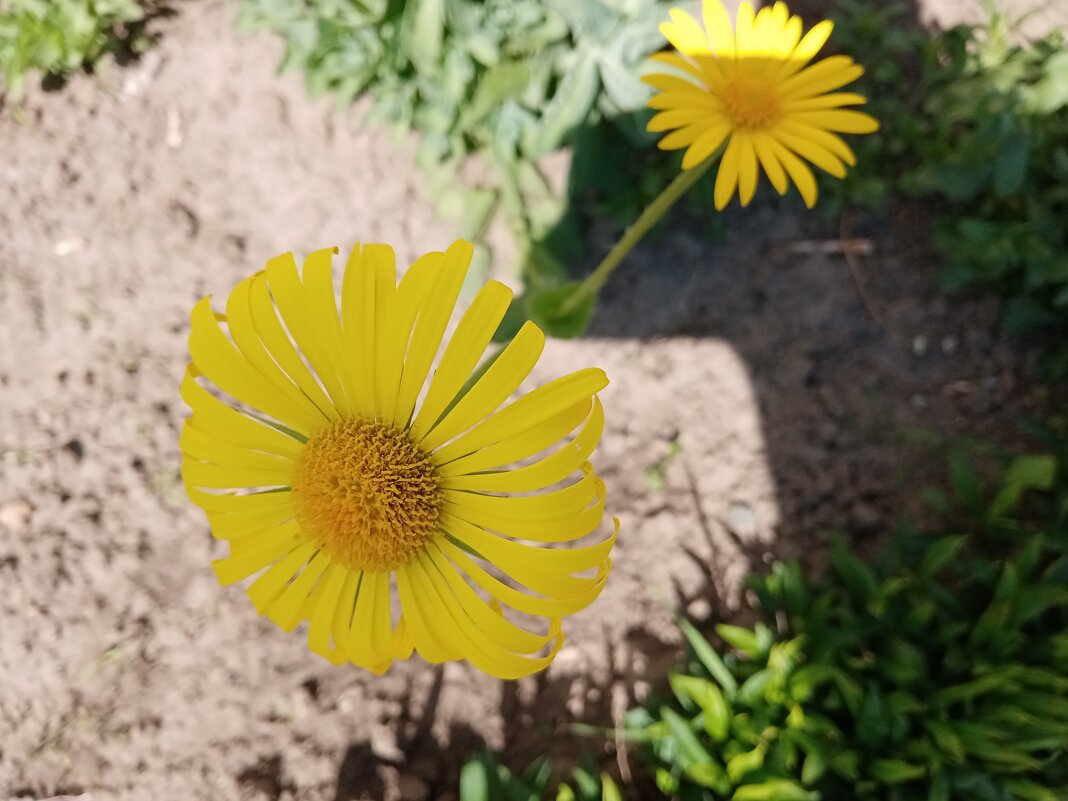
[660, 707, 716, 768]
[1002, 454, 1057, 490]
[600, 773, 623, 801]
[829, 536, 877, 602]
[668, 675, 731, 741]
[732, 780, 820, 801]
[400, 0, 445, 74]
[923, 720, 966, 764]
[716, 624, 762, 658]
[466, 61, 532, 125]
[921, 535, 968, 577]
[993, 132, 1030, 196]
[527, 54, 599, 156]
[1004, 780, 1059, 801]
[679, 619, 739, 696]
[726, 746, 766, 783]
[868, 759, 926, 784]
[801, 750, 826, 785]
[460, 757, 492, 801]
[526, 281, 596, 339]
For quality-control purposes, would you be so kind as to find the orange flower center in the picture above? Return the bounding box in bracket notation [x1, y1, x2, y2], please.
[292, 419, 442, 571]
[721, 74, 782, 130]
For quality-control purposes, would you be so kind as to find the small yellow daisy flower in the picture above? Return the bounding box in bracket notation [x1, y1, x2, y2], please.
[645, 0, 879, 209]
[180, 240, 616, 679]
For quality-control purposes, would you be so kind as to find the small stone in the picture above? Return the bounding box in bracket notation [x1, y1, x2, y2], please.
[54, 236, 86, 256]
[0, 498, 32, 531]
[686, 598, 712, 621]
[370, 723, 405, 764]
[941, 335, 958, 355]
[726, 501, 757, 539]
[912, 335, 928, 356]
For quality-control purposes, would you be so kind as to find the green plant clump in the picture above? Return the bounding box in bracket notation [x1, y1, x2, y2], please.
[629, 434, 1068, 800]
[825, 1, 1068, 373]
[0, 0, 146, 98]
[237, 0, 671, 289]
[460, 751, 623, 801]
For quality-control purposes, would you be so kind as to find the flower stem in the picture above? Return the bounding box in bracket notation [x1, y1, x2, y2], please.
[558, 155, 717, 317]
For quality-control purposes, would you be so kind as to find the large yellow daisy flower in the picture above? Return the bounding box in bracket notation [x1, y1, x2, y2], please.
[180, 240, 616, 679]
[645, 0, 879, 209]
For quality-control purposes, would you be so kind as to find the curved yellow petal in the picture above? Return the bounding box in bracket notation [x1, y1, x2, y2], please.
[779, 19, 833, 78]
[396, 562, 463, 663]
[341, 244, 395, 417]
[265, 249, 355, 417]
[736, 134, 759, 205]
[432, 368, 608, 465]
[778, 119, 857, 165]
[375, 250, 441, 422]
[392, 240, 473, 428]
[182, 456, 292, 491]
[419, 321, 544, 451]
[768, 135, 818, 208]
[180, 423, 294, 474]
[211, 522, 303, 585]
[794, 109, 879, 134]
[424, 545, 555, 653]
[308, 562, 349, 664]
[434, 535, 611, 617]
[752, 132, 789, 194]
[442, 398, 603, 493]
[714, 133, 742, 209]
[245, 541, 318, 614]
[781, 56, 863, 99]
[409, 280, 513, 441]
[185, 485, 292, 514]
[411, 553, 563, 679]
[188, 298, 321, 434]
[267, 551, 330, 632]
[682, 120, 731, 169]
[437, 398, 590, 478]
[702, 0, 735, 54]
[662, 8, 711, 57]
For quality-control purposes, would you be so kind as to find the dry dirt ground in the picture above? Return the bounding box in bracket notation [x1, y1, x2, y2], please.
[0, 1, 1063, 799]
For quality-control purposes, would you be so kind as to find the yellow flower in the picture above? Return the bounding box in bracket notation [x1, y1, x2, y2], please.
[180, 240, 615, 679]
[645, 0, 879, 209]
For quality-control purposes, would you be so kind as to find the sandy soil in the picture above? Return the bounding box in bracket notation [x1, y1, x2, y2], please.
[0, 1, 1061, 799]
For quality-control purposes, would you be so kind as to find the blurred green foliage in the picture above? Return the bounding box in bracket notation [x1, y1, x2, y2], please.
[628, 423, 1068, 800]
[825, 0, 1068, 373]
[0, 0, 146, 98]
[238, 0, 672, 303]
[460, 751, 624, 801]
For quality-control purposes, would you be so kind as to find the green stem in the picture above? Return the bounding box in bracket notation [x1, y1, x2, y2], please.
[558, 155, 718, 316]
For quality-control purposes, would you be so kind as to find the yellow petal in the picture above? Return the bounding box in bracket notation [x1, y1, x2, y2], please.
[245, 274, 338, 424]
[308, 562, 348, 664]
[648, 108, 719, 133]
[180, 368, 304, 459]
[188, 298, 320, 434]
[424, 545, 555, 653]
[431, 368, 608, 465]
[736, 134, 759, 205]
[649, 51, 705, 82]
[702, 0, 735, 54]
[779, 119, 857, 165]
[439, 515, 614, 596]
[211, 521, 302, 585]
[376, 251, 442, 423]
[781, 56, 863, 99]
[785, 92, 867, 111]
[662, 8, 711, 57]
[341, 244, 395, 417]
[443, 398, 603, 494]
[181, 456, 291, 490]
[779, 19, 833, 78]
[734, 2, 756, 55]
[392, 240, 473, 428]
[682, 120, 731, 169]
[419, 321, 544, 451]
[434, 535, 612, 617]
[180, 423, 293, 474]
[768, 136, 818, 208]
[752, 132, 789, 194]
[794, 109, 880, 134]
[246, 541, 318, 614]
[437, 398, 591, 477]
[714, 133, 742, 209]
[774, 129, 847, 177]
[267, 551, 330, 632]
[396, 562, 463, 663]
[265, 249, 355, 417]
[409, 280, 513, 441]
